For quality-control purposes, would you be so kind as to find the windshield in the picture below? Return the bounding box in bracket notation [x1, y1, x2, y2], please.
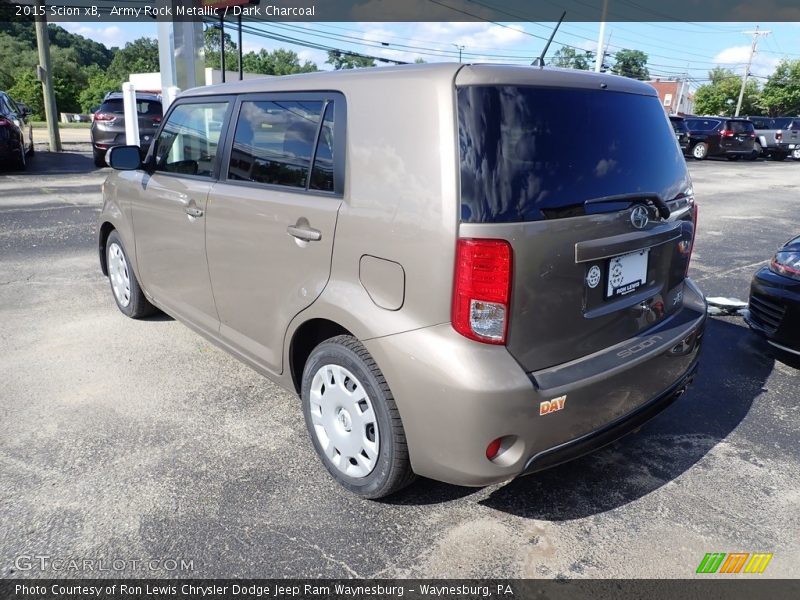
[458, 85, 689, 223]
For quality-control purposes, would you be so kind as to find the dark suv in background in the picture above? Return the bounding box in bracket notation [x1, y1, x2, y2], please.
[0, 90, 33, 170]
[684, 117, 755, 160]
[90, 92, 162, 167]
[669, 115, 690, 152]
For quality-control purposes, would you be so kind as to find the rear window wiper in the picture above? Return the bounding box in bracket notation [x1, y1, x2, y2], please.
[584, 192, 671, 220]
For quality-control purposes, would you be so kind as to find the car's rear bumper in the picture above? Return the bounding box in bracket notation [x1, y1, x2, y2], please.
[364, 279, 707, 487]
[744, 267, 800, 354]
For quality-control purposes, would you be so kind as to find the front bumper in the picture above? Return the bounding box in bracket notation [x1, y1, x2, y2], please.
[744, 267, 800, 354]
[364, 279, 707, 486]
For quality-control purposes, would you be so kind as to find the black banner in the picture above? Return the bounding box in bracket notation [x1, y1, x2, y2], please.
[2, 580, 800, 600]
[1, 0, 800, 23]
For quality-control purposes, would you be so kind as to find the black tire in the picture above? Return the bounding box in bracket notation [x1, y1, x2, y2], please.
[792, 148, 800, 161]
[726, 155, 741, 161]
[691, 142, 708, 160]
[770, 152, 788, 162]
[13, 142, 26, 170]
[105, 230, 157, 318]
[746, 143, 761, 161]
[93, 150, 106, 168]
[301, 335, 415, 499]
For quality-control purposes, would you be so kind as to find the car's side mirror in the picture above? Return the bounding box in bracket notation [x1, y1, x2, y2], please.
[108, 145, 141, 170]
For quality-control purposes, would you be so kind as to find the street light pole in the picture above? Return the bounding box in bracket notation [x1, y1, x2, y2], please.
[594, 0, 609, 73]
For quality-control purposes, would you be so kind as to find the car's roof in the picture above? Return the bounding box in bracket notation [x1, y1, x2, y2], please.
[182, 62, 658, 98]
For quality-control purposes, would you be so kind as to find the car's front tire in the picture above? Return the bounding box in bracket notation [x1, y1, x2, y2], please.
[301, 335, 415, 499]
[792, 148, 800, 161]
[770, 152, 788, 162]
[105, 231, 157, 318]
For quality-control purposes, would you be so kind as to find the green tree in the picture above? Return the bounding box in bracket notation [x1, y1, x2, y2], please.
[693, 67, 761, 116]
[549, 46, 591, 70]
[79, 65, 121, 113]
[760, 59, 800, 116]
[611, 49, 649, 80]
[204, 26, 238, 71]
[107, 37, 159, 82]
[8, 68, 43, 119]
[326, 51, 375, 70]
[0, 32, 37, 91]
[241, 48, 317, 75]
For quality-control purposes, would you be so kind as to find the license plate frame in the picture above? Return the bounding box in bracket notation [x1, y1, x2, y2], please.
[606, 249, 649, 298]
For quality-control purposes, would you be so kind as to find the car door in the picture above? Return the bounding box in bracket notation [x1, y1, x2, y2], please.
[205, 94, 344, 374]
[131, 97, 233, 332]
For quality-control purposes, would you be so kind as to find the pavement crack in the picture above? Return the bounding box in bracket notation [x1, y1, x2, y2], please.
[265, 526, 362, 578]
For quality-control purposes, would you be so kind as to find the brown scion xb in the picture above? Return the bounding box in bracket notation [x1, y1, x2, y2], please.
[98, 64, 706, 498]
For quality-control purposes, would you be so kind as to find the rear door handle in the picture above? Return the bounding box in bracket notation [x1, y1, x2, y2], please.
[287, 225, 322, 242]
[185, 206, 204, 218]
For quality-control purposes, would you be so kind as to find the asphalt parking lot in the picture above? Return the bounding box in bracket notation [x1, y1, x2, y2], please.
[1, 146, 798, 579]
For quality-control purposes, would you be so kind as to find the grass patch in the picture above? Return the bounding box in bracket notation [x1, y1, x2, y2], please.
[31, 121, 91, 129]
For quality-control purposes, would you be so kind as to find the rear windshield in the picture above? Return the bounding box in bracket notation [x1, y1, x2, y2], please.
[98, 98, 162, 115]
[727, 120, 754, 133]
[670, 117, 688, 132]
[685, 118, 721, 131]
[458, 86, 688, 223]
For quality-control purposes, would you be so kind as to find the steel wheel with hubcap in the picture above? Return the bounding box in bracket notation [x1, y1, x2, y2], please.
[309, 364, 379, 478]
[692, 143, 708, 160]
[108, 242, 131, 308]
[792, 148, 800, 160]
[105, 230, 157, 318]
[301, 335, 415, 498]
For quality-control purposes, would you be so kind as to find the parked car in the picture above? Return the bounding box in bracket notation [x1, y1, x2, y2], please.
[744, 235, 800, 358]
[97, 64, 706, 498]
[683, 117, 755, 160]
[744, 115, 800, 161]
[669, 115, 690, 152]
[90, 92, 162, 167]
[0, 90, 33, 170]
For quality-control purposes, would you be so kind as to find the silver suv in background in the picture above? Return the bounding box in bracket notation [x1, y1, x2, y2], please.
[90, 92, 162, 167]
[97, 64, 706, 498]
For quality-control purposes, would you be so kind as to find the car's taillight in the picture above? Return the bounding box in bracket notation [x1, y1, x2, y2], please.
[0, 117, 10, 127]
[776, 131, 783, 141]
[686, 199, 698, 276]
[721, 129, 733, 137]
[94, 112, 115, 121]
[152, 116, 162, 124]
[452, 239, 512, 345]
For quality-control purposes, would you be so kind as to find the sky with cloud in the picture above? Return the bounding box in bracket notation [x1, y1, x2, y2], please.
[60, 20, 800, 88]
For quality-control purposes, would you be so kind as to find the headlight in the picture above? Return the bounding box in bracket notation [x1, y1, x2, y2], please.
[769, 250, 800, 281]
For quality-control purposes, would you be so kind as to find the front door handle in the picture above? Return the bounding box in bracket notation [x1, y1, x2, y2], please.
[185, 206, 204, 218]
[287, 224, 322, 242]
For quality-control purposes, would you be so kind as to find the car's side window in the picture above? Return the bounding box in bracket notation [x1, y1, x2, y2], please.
[152, 101, 229, 178]
[309, 102, 335, 192]
[228, 100, 324, 189]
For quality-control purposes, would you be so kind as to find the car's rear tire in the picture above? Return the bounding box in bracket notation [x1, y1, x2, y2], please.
[792, 148, 800, 161]
[93, 150, 106, 168]
[13, 143, 26, 170]
[301, 335, 415, 499]
[770, 152, 788, 161]
[105, 231, 157, 319]
[747, 143, 761, 161]
[691, 143, 708, 160]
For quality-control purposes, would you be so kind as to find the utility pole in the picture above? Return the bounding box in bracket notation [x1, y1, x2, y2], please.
[735, 26, 770, 117]
[452, 44, 464, 63]
[594, 0, 609, 72]
[34, 0, 61, 152]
